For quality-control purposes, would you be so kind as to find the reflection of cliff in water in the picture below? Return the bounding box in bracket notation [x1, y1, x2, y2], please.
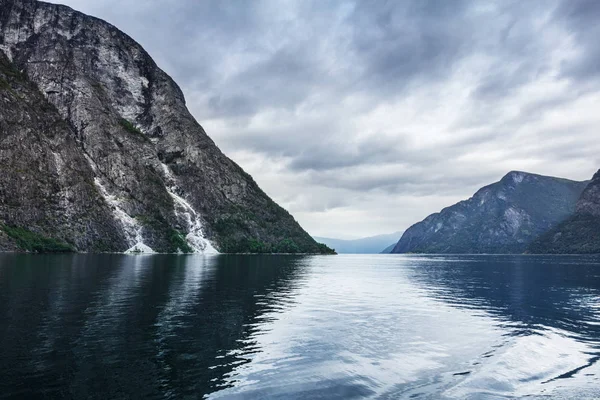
[405, 255, 600, 338]
[0, 254, 310, 399]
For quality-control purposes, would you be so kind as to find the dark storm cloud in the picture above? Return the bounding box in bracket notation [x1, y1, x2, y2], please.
[46, 0, 600, 237]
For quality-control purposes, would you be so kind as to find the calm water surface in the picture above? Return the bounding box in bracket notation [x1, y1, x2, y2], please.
[1, 254, 600, 399]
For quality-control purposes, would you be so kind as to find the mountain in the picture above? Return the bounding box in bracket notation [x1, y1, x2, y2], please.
[528, 170, 600, 254]
[391, 171, 588, 254]
[0, 0, 333, 254]
[313, 232, 403, 254]
[380, 243, 395, 254]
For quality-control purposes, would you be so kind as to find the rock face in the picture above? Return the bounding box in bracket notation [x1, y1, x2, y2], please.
[528, 170, 600, 254]
[392, 171, 588, 254]
[0, 0, 332, 254]
[0, 52, 126, 252]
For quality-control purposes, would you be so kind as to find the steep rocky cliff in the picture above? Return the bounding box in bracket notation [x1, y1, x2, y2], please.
[392, 171, 588, 254]
[0, 0, 332, 254]
[0, 52, 126, 252]
[528, 170, 600, 254]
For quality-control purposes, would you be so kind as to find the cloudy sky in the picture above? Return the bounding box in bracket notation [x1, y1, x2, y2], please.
[47, 0, 600, 239]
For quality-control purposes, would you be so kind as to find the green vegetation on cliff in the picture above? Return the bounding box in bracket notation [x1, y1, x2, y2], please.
[0, 225, 74, 253]
[528, 170, 600, 254]
[217, 236, 334, 254]
[528, 214, 600, 254]
[212, 203, 335, 254]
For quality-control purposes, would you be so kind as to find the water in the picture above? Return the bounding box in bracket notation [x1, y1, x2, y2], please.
[1, 254, 600, 399]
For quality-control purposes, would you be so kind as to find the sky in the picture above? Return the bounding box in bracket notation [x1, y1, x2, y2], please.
[46, 0, 600, 239]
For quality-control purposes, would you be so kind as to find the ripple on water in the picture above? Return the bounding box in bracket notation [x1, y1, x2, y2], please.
[1, 254, 600, 399]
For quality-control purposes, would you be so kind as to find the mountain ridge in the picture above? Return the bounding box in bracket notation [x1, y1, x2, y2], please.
[392, 171, 588, 254]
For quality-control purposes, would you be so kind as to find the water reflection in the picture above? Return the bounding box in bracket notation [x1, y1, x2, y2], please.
[0, 254, 309, 399]
[1, 254, 600, 399]
[406, 255, 600, 329]
[404, 254, 600, 398]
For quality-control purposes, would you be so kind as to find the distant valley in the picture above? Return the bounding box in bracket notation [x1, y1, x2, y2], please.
[313, 232, 403, 254]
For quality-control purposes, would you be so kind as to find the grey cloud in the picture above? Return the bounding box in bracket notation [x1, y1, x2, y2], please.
[207, 94, 260, 118]
[287, 136, 418, 172]
[306, 165, 501, 196]
[347, 0, 470, 93]
[473, 62, 540, 101]
[206, 47, 327, 117]
[555, 0, 600, 81]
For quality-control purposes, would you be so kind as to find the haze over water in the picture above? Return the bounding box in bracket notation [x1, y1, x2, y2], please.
[1, 254, 599, 399]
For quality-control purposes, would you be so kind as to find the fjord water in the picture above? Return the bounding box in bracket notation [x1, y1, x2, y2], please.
[1, 255, 600, 399]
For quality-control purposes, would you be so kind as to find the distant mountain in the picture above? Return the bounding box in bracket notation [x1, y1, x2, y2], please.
[391, 171, 588, 254]
[313, 232, 403, 254]
[528, 170, 600, 254]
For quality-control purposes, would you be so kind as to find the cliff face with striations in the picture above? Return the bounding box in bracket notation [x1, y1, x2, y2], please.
[0, 0, 332, 254]
[0, 52, 126, 252]
[528, 170, 600, 254]
[392, 171, 588, 254]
